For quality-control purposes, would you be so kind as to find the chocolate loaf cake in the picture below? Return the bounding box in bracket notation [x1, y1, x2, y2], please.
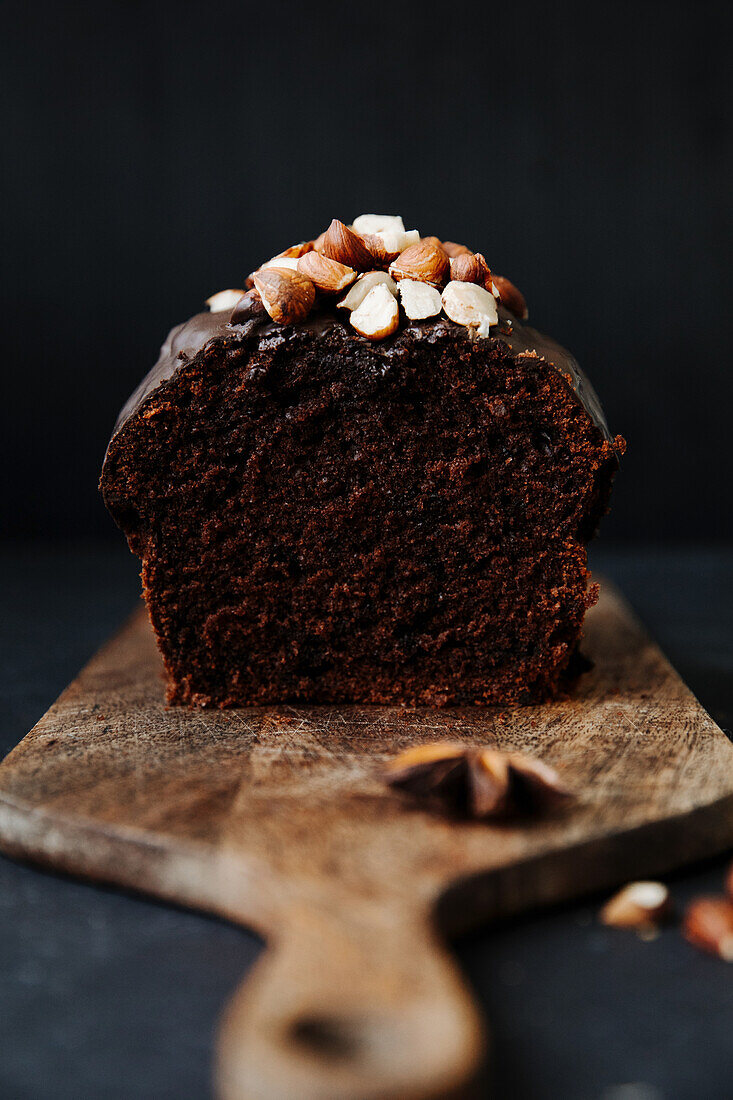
[101, 214, 624, 707]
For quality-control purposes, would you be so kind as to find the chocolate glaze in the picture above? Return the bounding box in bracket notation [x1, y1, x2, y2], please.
[111, 304, 612, 442]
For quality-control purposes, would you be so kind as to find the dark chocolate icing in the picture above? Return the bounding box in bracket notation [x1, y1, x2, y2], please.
[111, 303, 612, 442]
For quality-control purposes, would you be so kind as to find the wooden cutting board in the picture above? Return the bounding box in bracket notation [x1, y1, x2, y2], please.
[0, 581, 731, 1100]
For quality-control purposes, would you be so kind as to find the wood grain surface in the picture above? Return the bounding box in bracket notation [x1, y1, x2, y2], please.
[0, 581, 731, 1100]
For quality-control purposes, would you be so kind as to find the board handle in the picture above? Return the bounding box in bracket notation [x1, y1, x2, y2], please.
[215, 897, 484, 1100]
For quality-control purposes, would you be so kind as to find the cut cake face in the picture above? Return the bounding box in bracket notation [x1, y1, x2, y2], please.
[101, 216, 623, 707]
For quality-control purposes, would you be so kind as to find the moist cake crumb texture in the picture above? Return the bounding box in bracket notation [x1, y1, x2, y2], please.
[101, 215, 624, 707]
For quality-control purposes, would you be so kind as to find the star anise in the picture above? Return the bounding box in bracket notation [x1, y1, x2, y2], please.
[383, 742, 572, 820]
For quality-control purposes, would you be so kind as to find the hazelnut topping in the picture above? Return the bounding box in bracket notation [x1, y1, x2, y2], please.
[229, 213, 528, 337]
[389, 239, 449, 288]
[206, 289, 247, 313]
[252, 267, 316, 325]
[297, 252, 357, 294]
[349, 282, 399, 340]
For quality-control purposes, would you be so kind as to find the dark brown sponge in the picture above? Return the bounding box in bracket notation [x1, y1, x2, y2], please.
[101, 311, 623, 707]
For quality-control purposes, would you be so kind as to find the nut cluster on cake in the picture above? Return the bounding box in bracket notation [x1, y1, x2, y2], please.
[205, 214, 528, 341]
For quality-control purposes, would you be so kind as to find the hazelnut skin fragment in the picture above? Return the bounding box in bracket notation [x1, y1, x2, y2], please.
[383, 743, 572, 820]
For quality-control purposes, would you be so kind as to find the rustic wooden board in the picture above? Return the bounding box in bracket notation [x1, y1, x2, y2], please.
[0, 582, 731, 1100]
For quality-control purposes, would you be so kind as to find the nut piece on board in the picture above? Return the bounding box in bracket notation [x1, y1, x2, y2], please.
[383, 743, 572, 820]
[252, 267, 316, 325]
[492, 274, 529, 319]
[682, 897, 733, 961]
[206, 288, 247, 313]
[398, 279, 443, 321]
[600, 882, 672, 931]
[349, 282, 399, 340]
[442, 280, 498, 337]
[338, 271, 398, 311]
[297, 252, 357, 294]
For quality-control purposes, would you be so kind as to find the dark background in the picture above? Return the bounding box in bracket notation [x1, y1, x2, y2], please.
[4, 0, 732, 542]
[2, 8, 733, 1099]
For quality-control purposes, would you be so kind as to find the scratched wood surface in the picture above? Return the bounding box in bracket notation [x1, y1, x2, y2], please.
[0, 581, 731, 1100]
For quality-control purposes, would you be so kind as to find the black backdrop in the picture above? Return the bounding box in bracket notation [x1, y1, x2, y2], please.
[4, 0, 732, 540]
